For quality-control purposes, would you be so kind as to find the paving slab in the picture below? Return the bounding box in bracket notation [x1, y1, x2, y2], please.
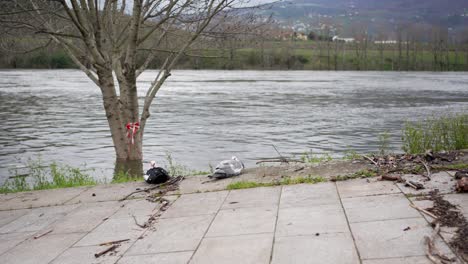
[337, 178, 400, 198]
[161, 191, 228, 218]
[0, 204, 79, 234]
[50, 245, 122, 264]
[117, 251, 194, 264]
[75, 217, 145, 247]
[280, 182, 339, 208]
[127, 214, 214, 255]
[221, 187, 280, 209]
[206, 206, 277, 237]
[276, 203, 349, 237]
[271, 233, 360, 264]
[362, 256, 434, 264]
[175, 175, 234, 194]
[0, 232, 35, 255]
[342, 193, 421, 223]
[397, 172, 457, 196]
[0, 233, 85, 264]
[111, 199, 158, 219]
[46, 201, 123, 234]
[350, 218, 455, 260]
[66, 182, 148, 204]
[0, 209, 31, 228]
[0, 193, 18, 204]
[0, 187, 89, 210]
[190, 233, 273, 264]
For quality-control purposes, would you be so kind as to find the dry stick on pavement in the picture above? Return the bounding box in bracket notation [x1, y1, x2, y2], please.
[33, 229, 53, 239]
[420, 159, 432, 179]
[424, 222, 454, 264]
[256, 159, 304, 164]
[132, 215, 146, 228]
[410, 204, 438, 220]
[94, 244, 118, 258]
[119, 176, 184, 201]
[362, 155, 379, 166]
[98, 239, 130, 246]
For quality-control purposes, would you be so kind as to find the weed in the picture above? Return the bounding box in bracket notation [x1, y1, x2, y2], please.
[0, 158, 96, 193]
[342, 149, 360, 160]
[402, 114, 468, 154]
[301, 151, 333, 164]
[378, 131, 390, 155]
[226, 175, 326, 190]
[165, 152, 210, 176]
[332, 169, 377, 182]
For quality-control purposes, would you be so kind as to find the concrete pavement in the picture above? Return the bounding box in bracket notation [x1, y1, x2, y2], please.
[0, 176, 466, 264]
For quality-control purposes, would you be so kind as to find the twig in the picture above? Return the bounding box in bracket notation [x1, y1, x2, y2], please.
[420, 159, 432, 179]
[362, 155, 379, 166]
[272, 144, 288, 163]
[425, 222, 454, 264]
[34, 229, 53, 239]
[407, 180, 424, 190]
[98, 239, 130, 246]
[119, 176, 184, 201]
[410, 204, 438, 220]
[256, 159, 304, 164]
[381, 175, 403, 181]
[132, 215, 146, 228]
[94, 244, 118, 258]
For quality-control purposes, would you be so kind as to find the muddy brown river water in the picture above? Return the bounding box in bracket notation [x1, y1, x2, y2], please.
[1, 70, 467, 183]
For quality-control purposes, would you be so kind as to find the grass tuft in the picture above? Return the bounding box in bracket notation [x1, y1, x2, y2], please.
[0, 158, 96, 194]
[227, 175, 326, 190]
[402, 114, 468, 154]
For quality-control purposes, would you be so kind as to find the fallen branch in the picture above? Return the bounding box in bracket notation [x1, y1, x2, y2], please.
[406, 180, 425, 190]
[98, 239, 130, 246]
[425, 222, 454, 264]
[119, 176, 184, 201]
[420, 159, 432, 179]
[132, 215, 146, 228]
[256, 159, 304, 164]
[381, 175, 403, 181]
[34, 229, 53, 239]
[410, 204, 438, 220]
[362, 155, 379, 167]
[94, 244, 118, 258]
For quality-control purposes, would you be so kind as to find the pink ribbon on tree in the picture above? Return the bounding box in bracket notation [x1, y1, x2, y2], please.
[126, 122, 140, 145]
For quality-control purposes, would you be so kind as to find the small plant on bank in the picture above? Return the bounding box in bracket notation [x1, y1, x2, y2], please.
[342, 149, 360, 160]
[165, 152, 210, 177]
[0, 158, 96, 193]
[226, 175, 326, 190]
[378, 131, 390, 155]
[402, 114, 468, 154]
[300, 151, 333, 164]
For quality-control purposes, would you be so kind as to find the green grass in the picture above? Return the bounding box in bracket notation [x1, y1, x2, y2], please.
[165, 152, 210, 177]
[432, 163, 468, 170]
[331, 169, 378, 182]
[402, 114, 468, 154]
[300, 152, 333, 164]
[342, 150, 360, 160]
[0, 159, 96, 194]
[227, 175, 326, 190]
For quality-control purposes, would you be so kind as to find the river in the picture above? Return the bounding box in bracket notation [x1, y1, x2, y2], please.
[1, 70, 467, 183]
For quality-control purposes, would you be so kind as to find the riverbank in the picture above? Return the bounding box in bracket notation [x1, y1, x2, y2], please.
[0, 159, 467, 263]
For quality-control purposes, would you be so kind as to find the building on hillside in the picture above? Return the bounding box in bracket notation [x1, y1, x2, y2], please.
[332, 36, 355, 43]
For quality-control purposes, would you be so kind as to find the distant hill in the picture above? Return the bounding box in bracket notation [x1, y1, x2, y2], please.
[264, 0, 468, 36]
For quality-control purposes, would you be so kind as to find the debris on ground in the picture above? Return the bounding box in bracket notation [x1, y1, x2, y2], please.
[33, 229, 53, 239]
[119, 176, 184, 201]
[454, 170, 468, 193]
[94, 244, 118, 258]
[425, 190, 468, 262]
